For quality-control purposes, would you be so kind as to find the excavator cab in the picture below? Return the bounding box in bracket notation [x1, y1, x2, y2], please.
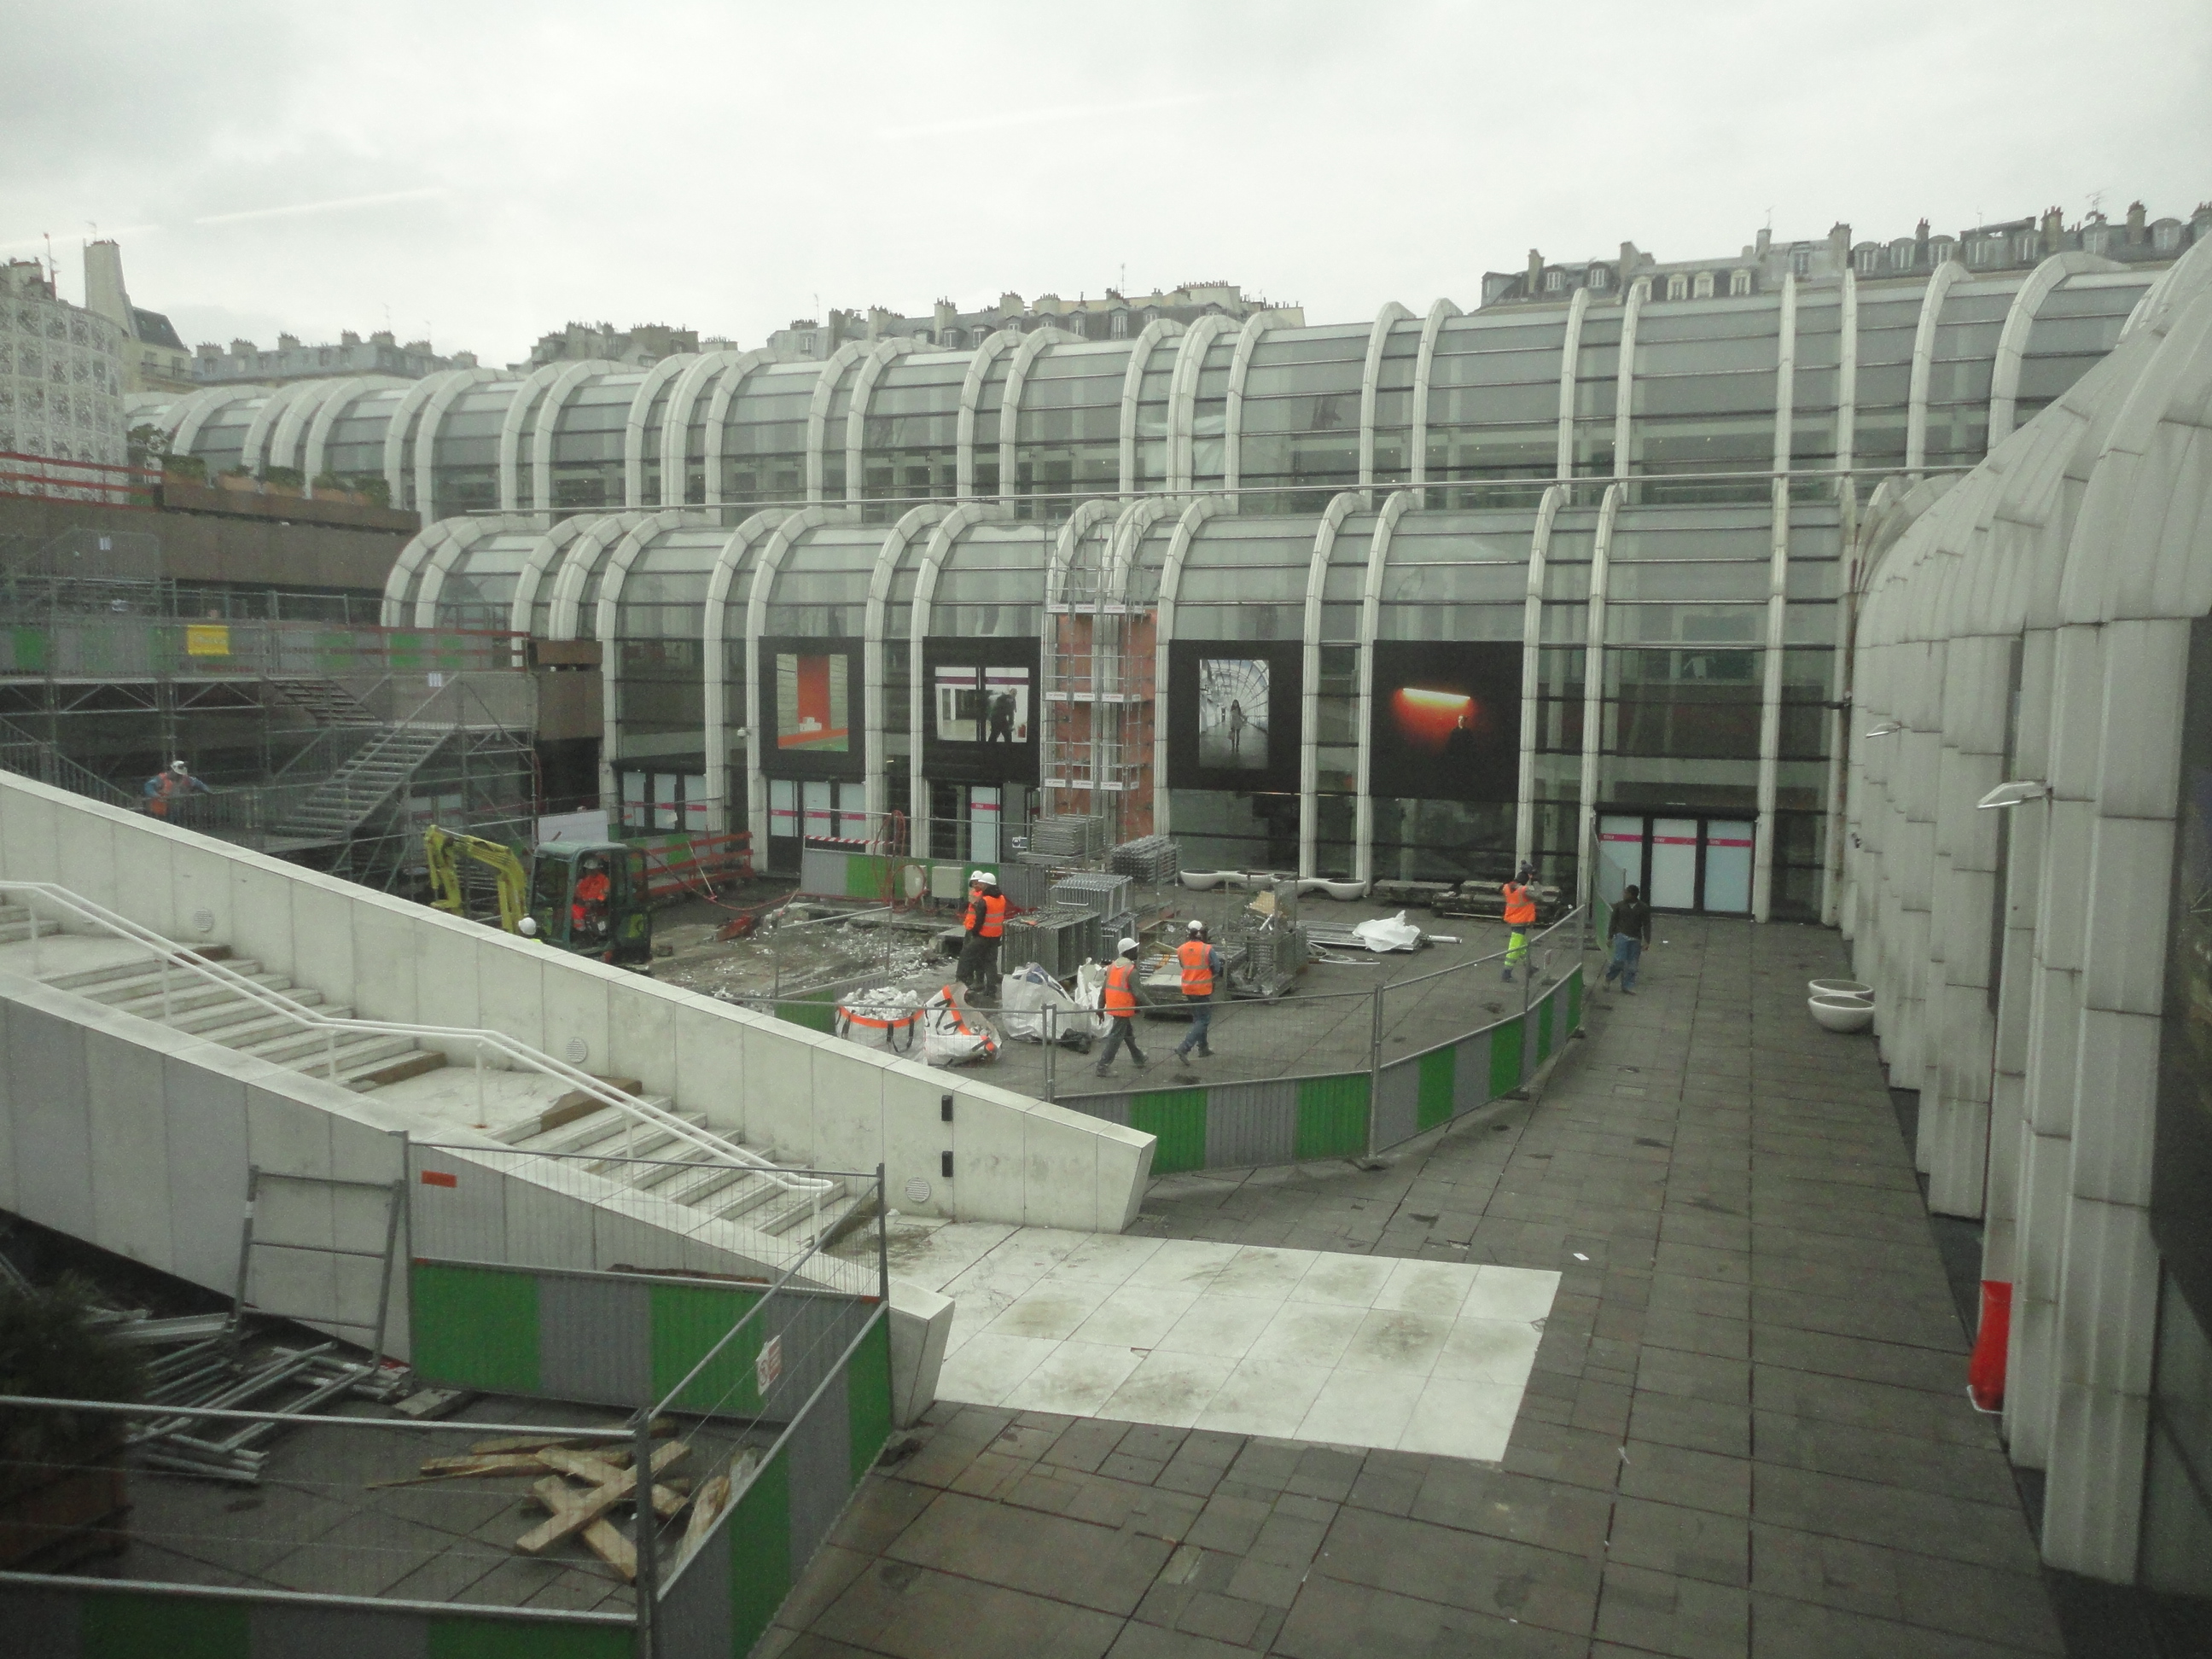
[530, 841, 653, 965]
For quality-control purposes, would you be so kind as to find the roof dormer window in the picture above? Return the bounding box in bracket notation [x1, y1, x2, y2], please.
[1693, 271, 1715, 300]
[1729, 269, 1752, 296]
[1666, 274, 1687, 301]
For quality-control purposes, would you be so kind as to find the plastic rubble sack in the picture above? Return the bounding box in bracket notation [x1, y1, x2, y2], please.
[920, 985, 1001, 1067]
[1353, 910, 1425, 952]
[996, 962, 1091, 1048]
[1072, 961, 1114, 1038]
[835, 985, 923, 1053]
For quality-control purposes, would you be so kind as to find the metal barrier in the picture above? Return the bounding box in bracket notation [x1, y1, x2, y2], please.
[1038, 905, 1589, 1170]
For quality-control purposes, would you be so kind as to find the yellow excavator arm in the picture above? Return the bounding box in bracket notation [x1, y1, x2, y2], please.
[422, 825, 530, 933]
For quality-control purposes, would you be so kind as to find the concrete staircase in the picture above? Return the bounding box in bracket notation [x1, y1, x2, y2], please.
[1, 904, 450, 1091]
[275, 726, 446, 842]
[490, 1100, 864, 1251]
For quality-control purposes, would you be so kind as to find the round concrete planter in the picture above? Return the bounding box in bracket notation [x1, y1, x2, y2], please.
[1179, 871, 1230, 892]
[1809, 994, 1875, 1033]
[1808, 979, 1872, 1000]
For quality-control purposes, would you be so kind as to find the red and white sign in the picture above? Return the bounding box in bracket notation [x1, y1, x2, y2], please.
[754, 1332, 783, 1394]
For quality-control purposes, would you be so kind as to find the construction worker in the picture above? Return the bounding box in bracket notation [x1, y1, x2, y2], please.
[1501, 864, 1538, 983]
[954, 870, 1008, 1002]
[572, 854, 612, 938]
[1094, 937, 1150, 1077]
[141, 760, 211, 819]
[1172, 917, 1221, 1066]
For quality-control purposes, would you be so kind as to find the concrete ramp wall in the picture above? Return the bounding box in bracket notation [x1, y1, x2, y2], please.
[0, 771, 1155, 1234]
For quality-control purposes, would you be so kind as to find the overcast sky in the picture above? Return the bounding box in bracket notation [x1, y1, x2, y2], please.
[7, 0, 2208, 368]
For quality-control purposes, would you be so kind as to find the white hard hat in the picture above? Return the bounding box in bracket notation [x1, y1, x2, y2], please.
[1117, 937, 1138, 955]
[1186, 918, 1206, 933]
[968, 870, 990, 885]
[516, 917, 539, 938]
[170, 760, 189, 774]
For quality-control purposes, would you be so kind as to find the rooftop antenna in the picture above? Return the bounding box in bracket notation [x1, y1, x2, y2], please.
[43, 233, 54, 290]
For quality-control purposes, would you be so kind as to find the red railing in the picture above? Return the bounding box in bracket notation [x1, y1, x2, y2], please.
[0, 451, 163, 508]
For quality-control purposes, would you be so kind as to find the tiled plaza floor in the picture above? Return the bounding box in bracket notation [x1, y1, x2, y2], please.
[891, 1225, 1557, 1460]
[764, 916, 2067, 1659]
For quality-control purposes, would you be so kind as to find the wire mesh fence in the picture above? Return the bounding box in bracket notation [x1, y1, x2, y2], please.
[0, 1398, 641, 1616]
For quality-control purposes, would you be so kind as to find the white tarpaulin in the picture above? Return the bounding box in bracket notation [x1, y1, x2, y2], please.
[1352, 911, 1425, 952]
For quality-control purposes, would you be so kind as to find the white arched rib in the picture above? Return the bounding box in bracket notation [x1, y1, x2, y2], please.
[1301, 492, 1362, 877]
[1576, 484, 1623, 911]
[593, 509, 706, 799]
[1753, 273, 1800, 922]
[545, 512, 648, 641]
[956, 330, 1019, 500]
[1904, 259, 1970, 474]
[1167, 313, 1234, 495]
[1353, 490, 1419, 882]
[622, 353, 701, 509]
[1220, 309, 1278, 497]
[1614, 279, 1646, 479]
[1359, 302, 1413, 494]
[863, 502, 955, 819]
[385, 368, 488, 517]
[301, 377, 399, 498]
[846, 337, 923, 504]
[1516, 483, 1566, 865]
[1150, 494, 1227, 838]
[236, 381, 318, 478]
[1117, 317, 1185, 495]
[529, 361, 621, 517]
[804, 341, 870, 503]
[508, 515, 593, 634]
[1988, 253, 2122, 445]
[745, 504, 859, 852]
[998, 327, 1079, 509]
[410, 515, 506, 627]
[1555, 285, 1591, 480]
[701, 510, 787, 827]
[410, 366, 501, 524]
[171, 387, 259, 459]
[1837, 268, 1860, 482]
[1409, 299, 1462, 488]
[696, 350, 780, 509]
[904, 503, 1010, 847]
[495, 364, 567, 512]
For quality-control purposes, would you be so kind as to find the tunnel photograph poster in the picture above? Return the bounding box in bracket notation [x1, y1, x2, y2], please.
[1198, 657, 1269, 771]
[1167, 639, 1301, 793]
[1367, 642, 1522, 801]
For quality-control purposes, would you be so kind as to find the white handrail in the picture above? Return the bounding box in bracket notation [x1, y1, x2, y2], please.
[0, 881, 834, 1197]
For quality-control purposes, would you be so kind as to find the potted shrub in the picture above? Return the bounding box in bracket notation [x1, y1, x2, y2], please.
[0, 1277, 146, 1568]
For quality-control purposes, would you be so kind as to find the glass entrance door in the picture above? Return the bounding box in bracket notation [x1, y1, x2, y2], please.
[1602, 811, 1760, 915]
[1649, 818, 1700, 910]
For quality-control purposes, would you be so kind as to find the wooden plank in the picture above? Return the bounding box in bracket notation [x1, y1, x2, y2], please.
[681, 1474, 730, 1554]
[527, 1476, 637, 1584]
[514, 1441, 686, 1556]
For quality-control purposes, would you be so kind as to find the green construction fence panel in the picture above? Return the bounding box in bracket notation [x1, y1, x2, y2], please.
[848, 1314, 894, 1483]
[845, 853, 891, 899]
[83, 1591, 248, 1659]
[1488, 1017, 1525, 1097]
[1295, 1075, 1370, 1160]
[425, 1619, 633, 1659]
[649, 1281, 766, 1415]
[1537, 994, 1554, 1063]
[1417, 1046, 1456, 1132]
[726, 1444, 793, 1659]
[1129, 1087, 1208, 1173]
[1566, 966, 1582, 1033]
[409, 1263, 541, 1394]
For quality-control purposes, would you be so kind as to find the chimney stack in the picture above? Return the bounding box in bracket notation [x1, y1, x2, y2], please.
[2127, 201, 2147, 244]
[1526, 248, 1544, 291]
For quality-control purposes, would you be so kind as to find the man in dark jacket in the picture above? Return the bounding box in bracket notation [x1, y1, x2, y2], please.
[1602, 884, 1653, 993]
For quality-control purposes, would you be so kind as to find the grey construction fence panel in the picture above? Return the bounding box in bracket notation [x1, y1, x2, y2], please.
[1202, 1080, 1299, 1168]
[1371, 1061, 1421, 1151]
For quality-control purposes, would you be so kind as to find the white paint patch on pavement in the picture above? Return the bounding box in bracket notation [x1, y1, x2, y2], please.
[887, 1225, 1558, 1463]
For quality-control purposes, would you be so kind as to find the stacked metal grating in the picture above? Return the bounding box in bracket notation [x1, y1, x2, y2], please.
[1109, 834, 1180, 883]
[1002, 904, 1099, 979]
[995, 860, 1051, 912]
[1026, 813, 1110, 860]
[1051, 870, 1133, 918]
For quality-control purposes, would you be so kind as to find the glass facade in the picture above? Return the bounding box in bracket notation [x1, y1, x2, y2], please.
[194, 248, 2162, 911]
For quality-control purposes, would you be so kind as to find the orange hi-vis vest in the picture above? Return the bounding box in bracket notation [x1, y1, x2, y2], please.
[1503, 882, 1537, 927]
[1103, 958, 1138, 1016]
[966, 891, 1007, 938]
[1177, 938, 1214, 998]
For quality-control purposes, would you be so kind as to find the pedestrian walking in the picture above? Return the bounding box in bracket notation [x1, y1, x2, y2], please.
[1094, 937, 1150, 1077]
[1172, 918, 1221, 1069]
[954, 870, 1007, 1002]
[1501, 864, 1538, 982]
[1601, 883, 1653, 994]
